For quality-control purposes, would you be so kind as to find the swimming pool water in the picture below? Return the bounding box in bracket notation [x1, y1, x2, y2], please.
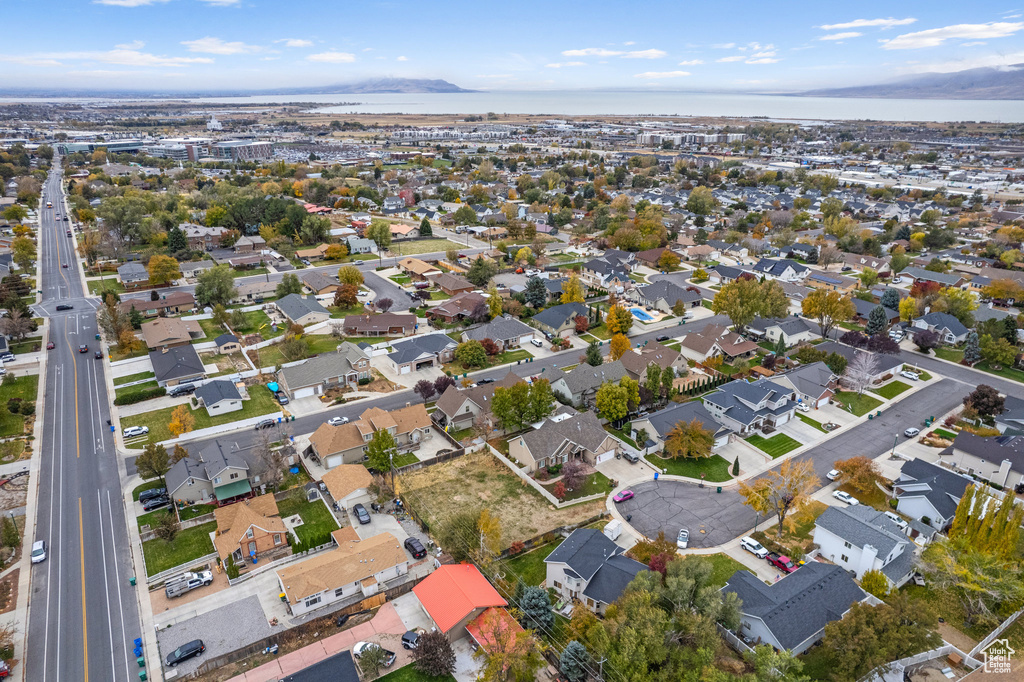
[630, 307, 655, 322]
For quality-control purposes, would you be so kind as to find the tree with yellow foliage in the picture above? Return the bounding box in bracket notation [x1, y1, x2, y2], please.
[899, 297, 917, 322]
[609, 333, 630, 360]
[147, 254, 180, 287]
[487, 285, 503, 320]
[560, 274, 585, 304]
[477, 509, 502, 563]
[168, 404, 196, 438]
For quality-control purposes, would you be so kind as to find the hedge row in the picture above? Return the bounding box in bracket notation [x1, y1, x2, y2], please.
[113, 386, 167, 405]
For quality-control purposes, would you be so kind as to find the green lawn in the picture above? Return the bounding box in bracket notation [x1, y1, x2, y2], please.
[797, 413, 828, 433]
[197, 317, 225, 342]
[252, 334, 346, 368]
[429, 290, 451, 300]
[230, 310, 286, 339]
[685, 552, 750, 588]
[109, 345, 148, 362]
[586, 323, 612, 340]
[0, 375, 38, 438]
[137, 509, 171, 531]
[392, 238, 462, 256]
[798, 646, 832, 682]
[9, 340, 40, 354]
[388, 274, 411, 285]
[870, 380, 912, 400]
[542, 470, 613, 501]
[133, 480, 165, 501]
[276, 494, 340, 546]
[503, 542, 558, 586]
[364, 451, 420, 470]
[113, 370, 155, 386]
[933, 347, 964, 363]
[328, 303, 366, 319]
[120, 384, 279, 444]
[833, 390, 884, 416]
[179, 504, 216, 521]
[604, 424, 638, 449]
[142, 521, 217, 576]
[746, 433, 801, 458]
[644, 453, 733, 481]
[114, 380, 160, 402]
[376, 664, 456, 682]
[86, 278, 127, 295]
[443, 349, 532, 376]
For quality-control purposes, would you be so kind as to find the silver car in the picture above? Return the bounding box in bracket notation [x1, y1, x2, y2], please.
[676, 528, 689, 549]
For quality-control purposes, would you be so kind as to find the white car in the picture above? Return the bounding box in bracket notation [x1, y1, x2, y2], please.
[328, 416, 349, 426]
[123, 426, 149, 438]
[740, 536, 768, 558]
[357, 290, 370, 298]
[31, 540, 46, 564]
[796, 403, 811, 413]
[883, 511, 909, 531]
[900, 370, 920, 381]
[904, 427, 920, 437]
[826, 469, 841, 481]
[832, 490, 859, 505]
[676, 528, 689, 549]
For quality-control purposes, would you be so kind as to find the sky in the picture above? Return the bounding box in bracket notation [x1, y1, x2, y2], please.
[1, 1, 1023, 92]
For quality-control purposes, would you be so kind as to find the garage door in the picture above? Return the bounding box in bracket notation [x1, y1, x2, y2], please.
[816, 397, 829, 408]
[595, 450, 614, 464]
[400, 365, 411, 375]
[774, 413, 790, 426]
[293, 386, 317, 399]
[326, 455, 343, 469]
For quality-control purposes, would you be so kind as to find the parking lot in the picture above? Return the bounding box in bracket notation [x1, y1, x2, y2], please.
[615, 479, 752, 549]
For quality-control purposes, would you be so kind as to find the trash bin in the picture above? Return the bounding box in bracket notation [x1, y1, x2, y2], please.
[654, 472, 659, 481]
[717, 486, 722, 493]
[137, 656, 145, 668]
[138, 671, 147, 681]
[129, 577, 136, 586]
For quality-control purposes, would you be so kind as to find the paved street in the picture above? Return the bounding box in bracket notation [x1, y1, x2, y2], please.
[26, 162, 143, 682]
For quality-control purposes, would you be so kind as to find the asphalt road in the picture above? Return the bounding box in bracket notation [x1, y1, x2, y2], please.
[26, 162, 142, 682]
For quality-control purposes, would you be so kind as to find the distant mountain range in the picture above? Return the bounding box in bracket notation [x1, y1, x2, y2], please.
[801, 64, 1024, 100]
[0, 78, 475, 98]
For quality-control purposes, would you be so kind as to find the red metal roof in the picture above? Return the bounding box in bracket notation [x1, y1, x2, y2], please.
[412, 564, 507, 633]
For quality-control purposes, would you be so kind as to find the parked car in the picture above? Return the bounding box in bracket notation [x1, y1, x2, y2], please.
[740, 536, 769, 558]
[530, 338, 543, 347]
[900, 370, 920, 380]
[327, 416, 349, 426]
[612, 490, 634, 503]
[31, 540, 46, 564]
[55, 304, 73, 311]
[274, 391, 289, 405]
[883, 511, 909, 531]
[138, 487, 167, 503]
[622, 450, 640, 463]
[401, 631, 420, 650]
[404, 537, 426, 559]
[0, 353, 13, 363]
[766, 552, 799, 573]
[46, 342, 55, 350]
[168, 384, 196, 397]
[904, 427, 920, 437]
[352, 642, 396, 668]
[141, 496, 170, 511]
[826, 469, 841, 481]
[255, 419, 276, 430]
[165, 639, 206, 668]
[676, 528, 689, 549]
[832, 490, 859, 505]
[656, 335, 670, 342]
[796, 403, 811, 413]
[353, 503, 371, 524]
[123, 426, 149, 438]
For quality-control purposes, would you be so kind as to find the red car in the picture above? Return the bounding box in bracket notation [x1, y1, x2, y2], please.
[613, 490, 634, 503]
[46, 342, 55, 350]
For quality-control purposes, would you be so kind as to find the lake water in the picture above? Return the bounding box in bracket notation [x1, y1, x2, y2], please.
[2, 90, 1020, 122]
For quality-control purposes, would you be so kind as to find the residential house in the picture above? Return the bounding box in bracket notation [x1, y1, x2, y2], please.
[182, 223, 229, 251]
[412, 564, 508, 640]
[745, 317, 818, 347]
[508, 411, 621, 472]
[707, 239, 748, 260]
[750, 258, 809, 282]
[812, 505, 917, 588]
[296, 244, 330, 262]
[841, 253, 891, 277]
[149, 345, 206, 387]
[345, 237, 377, 254]
[898, 266, 964, 288]
[945, 432, 1024, 492]
[233, 235, 266, 252]
[995, 395, 1024, 434]
[678, 324, 760, 363]
[213, 493, 289, 565]
[773, 361, 837, 408]
[721, 562, 870, 655]
[165, 440, 254, 505]
[140, 317, 203, 350]
[851, 298, 900, 328]
[431, 272, 475, 296]
[580, 257, 632, 290]
[815, 341, 903, 384]
[618, 342, 687, 382]
[635, 280, 702, 313]
[807, 271, 859, 293]
[555, 360, 627, 407]
[386, 334, 457, 375]
[277, 527, 408, 617]
[544, 529, 647, 615]
[427, 292, 486, 324]
[308, 403, 433, 469]
[178, 260, 216, 280]
[232, 281, 276, 304]
[117, 262, 148, 288]
[533, 302, 590, 338]
[684, 244, 715, 263]
[431, 372, 524, 432]
[119, 291, 196, 318]
[705, 265, 749, 286]
[636, 247, 670, 269]
[276, 294, 331, 327]
[398, 257, 442, 282]
[633, 400, 732, 452]
[911, 312, 969, 345]
[194, 380, 244, 416]
[702, 378, 797, 436]
[215, 333, 241, 354]
[892, 458, 973, 531]
[342, 312, 417, 337]
[300, 271, 339, 295]
[461, 315, 537, 350]
[783, 243, 817, 261]
[277, 344, 372, 399]
[320, 465, 375, 510]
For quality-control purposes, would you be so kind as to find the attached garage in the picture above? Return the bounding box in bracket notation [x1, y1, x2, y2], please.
[292, 385, 318, 399]
[399, 365, 411, 375]
[594, 450, 615, 464]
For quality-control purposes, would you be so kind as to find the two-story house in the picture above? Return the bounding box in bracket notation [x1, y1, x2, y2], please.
[165, 441, 254, 506]
[678, 324, 760, 363]
[945, 431, 1024, 492]
[911, 312, 969, 345]
[812, 505, 917, 589]
[772, 361, 837, 409]
[635, 280, 702, 313]
[892, 458, 973, 531]
[750, 258, 809, 282]
[308, 403, 433, 469]
[744, 316, 818, 347]
[431, 372, 525, 432]
[544, 529, 647, 615]
[213, 493, 289, 566]
[555, 361, 627, 407]
[702, 378, 797, 436]
[277, 343, 372, 399]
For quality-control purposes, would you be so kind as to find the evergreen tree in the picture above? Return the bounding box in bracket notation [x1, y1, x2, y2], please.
[963, 330, 981, 365]
[774, 335, 787, 357]
[167, 224, 188, 253]
[585, 341, 603, 367]
[732, 457, 739, 476]
[519, 586, 554, 631]
[880, 287, 901, 310]
[523, 276, 547, 308]
[559, 641, 589, 682]
[866, 305, 888, 336]
[419, 217, 432, 237]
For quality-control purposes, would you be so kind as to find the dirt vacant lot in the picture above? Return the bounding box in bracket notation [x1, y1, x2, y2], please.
[397, 450, 605, 545]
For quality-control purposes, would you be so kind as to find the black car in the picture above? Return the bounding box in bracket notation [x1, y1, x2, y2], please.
[353, 503, 371, 525]
[168, 383, 196, 397]
[94, 350, 103, 359]
[142, 496, 170, 511]
[78, 344, 88, 353]
[274, 391, 289, 405]
[138, 487, 167, 503]
[477, 378, 495, 384]
[401, 631, 420, 650]
[56, 304, 73, 311]
[404, 537, 426, 559]
[656, 335, 670, 342]
[165, 639, 205, 667]
[255, 418, 276, 430]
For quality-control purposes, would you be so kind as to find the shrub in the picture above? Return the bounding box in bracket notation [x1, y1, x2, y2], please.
[5, 398, 20, 414]
[18, 401, 34, 416]
[509, 540, 525, 555]
[358, 377, 371, 386]
[113, 386, 167, 406]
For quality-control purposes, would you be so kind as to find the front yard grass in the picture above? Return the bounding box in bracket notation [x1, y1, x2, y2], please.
[142, 520, 217, 576]
[503, 542, 557, 586]
[120, 384, 279, 444]
[644, 453, 733, 481]
[443, 348, 532, 375]
[113, 370, 155, 386]
[86, 278, 127, 295]
[870, 380, 911, 400]
[833, 390, 883, 416]
[686, 552, 750, 589]
[253, 334, 345, 368]
[0, 375, 38, 438]
[797, 413, 827, 433]
[364, 451, 420, 470]
[179, 504, 216, 521]
[276, 493, 340, 546]
[392, 238, 462, 256]
[109, 345, 149, 362]
[9, 340, 39, 355]
[541, 470, 613, 501]
[230, 310, 286, 339]
[837, 482, 891, 512]
[746, 433, 801, 458]
[933, 347, 964, 363]
[377, 665, 456, 682]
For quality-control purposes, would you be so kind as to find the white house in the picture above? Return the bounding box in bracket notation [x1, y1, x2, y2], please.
[812, 505, 917, 588]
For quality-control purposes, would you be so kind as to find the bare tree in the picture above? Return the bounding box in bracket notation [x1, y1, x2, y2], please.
[818, 244, 842, 271]
[843, 351, 880, 395]
[0, 309, 32, 341]
[768, 210, 793, 230]
[253, 429, 285, 491]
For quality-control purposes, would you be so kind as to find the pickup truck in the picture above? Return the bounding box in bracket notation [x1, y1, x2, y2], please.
[165, 570, 214, 598]
[765, 552, 799, 574]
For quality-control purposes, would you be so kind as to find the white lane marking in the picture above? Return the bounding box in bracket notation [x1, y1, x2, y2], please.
[106, 490, 130, 680]
[41, 355, 61, 681]
[97, 490, 117, 679]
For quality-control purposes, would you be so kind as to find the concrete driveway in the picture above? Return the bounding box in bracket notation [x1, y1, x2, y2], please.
[597, 453, 656, 484]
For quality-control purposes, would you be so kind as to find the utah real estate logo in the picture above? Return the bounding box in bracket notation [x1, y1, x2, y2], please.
[982, 638, 1014, 674]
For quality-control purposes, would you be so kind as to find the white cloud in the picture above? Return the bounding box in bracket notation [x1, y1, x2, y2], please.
[622, 48, 666, 59]
[307, 51, 356, 63]
[633, 70, 690, 78]
[545, 61, 585, 68]
[562, 47, 622, 57]
[745, 57, 780, 64]
[882, 22, 1023, 49]
[624, 41, 635, 45]
[897, 51, 1024, 74]
[474, 74, 514, 79]
[712, 42, 736, 49]
[716, 55, 745, 62]
[277, 39, 313, 48]
[961, 41, 987, 46]
[0, 48, 213, 67]
[197, 0, 240, 5]
[396, 55, 408, 61]
[181, 37, 263, 54]
[750, 50, 776, 58]
[115, 40, 145, 50]
[819, 17, 916, 30]
[678, 59, 703, 65]
[817, 32, 862, 41]
[0, 55, 64, 67]
[92, 0, 169, 6]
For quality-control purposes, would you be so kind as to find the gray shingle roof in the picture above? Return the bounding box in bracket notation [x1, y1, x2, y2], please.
[463, 316, 535, 343]
[149, 346, 205, 383]
[815, 341, 903, 374]
[533, 302, 589, 331]
[214, 333, 238, 346]
[916, 312, 969, 337]
[544, 528, 646, 605]
[276, 294, 329, 322]
[722, 561, 867, 650]
[895, 458, 973, 520]
[278, 345, 368, 390]
[117, 261, 148, 283]
[195, 379, 242, 406]
[639, 280, 701, 307]
[387, 334, 456, 365]
[518, 411, 610, 461]
[902, 266, 961, 287]
[815, 505, 908, 559]
[778, 361, 835, 401]
[562, 360, 627, 395]
[646, 401, 730, 440]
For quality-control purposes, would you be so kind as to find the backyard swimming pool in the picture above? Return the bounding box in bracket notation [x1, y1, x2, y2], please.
[631, 307, 655, 322]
